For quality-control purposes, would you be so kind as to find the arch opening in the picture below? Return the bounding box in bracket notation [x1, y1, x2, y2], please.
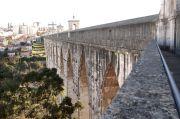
[66, 49, 74, 97]
[78, 50, 90, 119]
[60, 48, 64, 76]
[101, 63, 119, 112]
[67, 50, 73, 80]
[72, 24, 77, 30]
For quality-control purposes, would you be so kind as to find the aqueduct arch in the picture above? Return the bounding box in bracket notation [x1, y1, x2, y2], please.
[101, 61, 119, 112]
[60, 48, 64, 76]
[67, 49, 73, 80]
[67, 49, 74, 97]
[79, 49, 90, 119]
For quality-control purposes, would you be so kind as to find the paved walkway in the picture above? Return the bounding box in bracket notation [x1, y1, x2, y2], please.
[102, 41, 178, 119]
[162, 51, 180, 91]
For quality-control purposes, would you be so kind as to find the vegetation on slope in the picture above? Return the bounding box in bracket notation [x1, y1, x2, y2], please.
[0, 56, 83, 119]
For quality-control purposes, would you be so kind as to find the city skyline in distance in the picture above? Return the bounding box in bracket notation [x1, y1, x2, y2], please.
[0, 0, 161, 29]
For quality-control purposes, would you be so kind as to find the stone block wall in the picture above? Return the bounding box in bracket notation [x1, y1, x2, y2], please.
[102, 41, 178, 119]
[46, 15, 157, 52]
[43, 0, 180, 118]
[157, 0, 180, 54]
[44, 15, 158, 118]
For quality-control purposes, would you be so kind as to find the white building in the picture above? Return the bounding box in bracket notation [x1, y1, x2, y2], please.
[0, 47, 5, 52]
[12, 23, 39, 36]
[20, 24, 29, 34]
[13, 25, 20, 35]
[57, 24, 64, 32]
[8, 52, 16, 57]
[29, 26, 38, 36]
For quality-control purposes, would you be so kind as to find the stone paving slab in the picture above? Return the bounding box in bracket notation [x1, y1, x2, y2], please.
[102, 41, 178, 119]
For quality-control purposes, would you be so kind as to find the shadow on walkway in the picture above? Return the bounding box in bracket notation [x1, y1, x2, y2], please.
[162, 50, 180, 91]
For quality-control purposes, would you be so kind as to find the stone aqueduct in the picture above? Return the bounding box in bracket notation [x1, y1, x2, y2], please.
[44, 0, 180, 118]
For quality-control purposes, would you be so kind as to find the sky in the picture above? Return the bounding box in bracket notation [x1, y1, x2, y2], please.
[0, 0, 161, 29]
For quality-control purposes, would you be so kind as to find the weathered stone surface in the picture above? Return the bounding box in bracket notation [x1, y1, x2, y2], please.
[157, 0, 180, 54]
[44, 38, 139, 119]
[45, 14, 157, 52]
[44, 1, 180, 118]
[102, 41, 178, 119]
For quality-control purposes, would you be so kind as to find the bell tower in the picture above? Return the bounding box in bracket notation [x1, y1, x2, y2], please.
[68, 15, 80, 31]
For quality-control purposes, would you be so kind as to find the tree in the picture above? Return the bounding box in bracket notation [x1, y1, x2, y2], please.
[3, 48, 8, 58]
[0, 61, 14, 81]
[59, 97, 83, 119]
[0, 57, 83, 118]
[0, 67, 82, 119]
[17, 60, 29, 73]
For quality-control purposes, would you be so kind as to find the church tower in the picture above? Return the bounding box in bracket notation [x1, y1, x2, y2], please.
[68, 15, 80, 31]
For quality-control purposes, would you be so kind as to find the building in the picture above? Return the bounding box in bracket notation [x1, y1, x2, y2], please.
[20, 24, 29, 34]
[13, 23, 39, 36]
[29, 25, 38, 36]
[157, 0, 180, 54]
[57, 24, 64, 32]
[68, 16, 80, 31]
[0, 47, 5, 52]
[13, 25, 20, 35]
[20, 51, 31, 57]
[8, 52, 16, 58]
[48, 22, 57, 33]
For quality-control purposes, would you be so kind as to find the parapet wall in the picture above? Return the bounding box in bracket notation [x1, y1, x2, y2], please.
[102, 41, 178, 119]
[45, 15, 157, 52]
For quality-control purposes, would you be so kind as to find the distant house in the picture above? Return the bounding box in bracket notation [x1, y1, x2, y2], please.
[8, 45, 14, 51]
[8, 52, 16, 58]
[32, 41, 45, 57]
[8, 45, 20, 51]
[0, 36, 4, 42]
[21, 45, 32, 51]
[0, 47, 5, 52]
[3, 38, 8, 46]
[20, 51, 31, 57]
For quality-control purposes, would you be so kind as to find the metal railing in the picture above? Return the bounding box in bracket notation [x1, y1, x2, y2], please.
[156, 42, 180, 117]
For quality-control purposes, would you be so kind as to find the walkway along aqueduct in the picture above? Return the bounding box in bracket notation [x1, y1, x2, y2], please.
[44, 0, 180, 118]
